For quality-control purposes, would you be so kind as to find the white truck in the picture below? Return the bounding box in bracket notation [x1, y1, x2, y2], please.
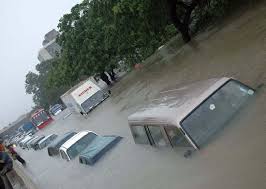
[61, 79, 109, 115]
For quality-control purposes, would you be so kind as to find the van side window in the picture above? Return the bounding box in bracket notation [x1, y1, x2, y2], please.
[165, 126, 190, 147]
[131, 126, 150, 144]
[147, 126, 167, 147]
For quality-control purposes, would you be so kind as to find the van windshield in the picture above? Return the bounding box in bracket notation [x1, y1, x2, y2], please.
[181, 80, 254, 148]
[67, 133, 97, 159]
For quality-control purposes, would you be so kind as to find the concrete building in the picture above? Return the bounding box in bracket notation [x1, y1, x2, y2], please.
[42, 29, 59, 46]
[38, 29, 61, 62]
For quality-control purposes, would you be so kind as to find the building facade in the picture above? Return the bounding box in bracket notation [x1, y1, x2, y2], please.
[38, 29, 61, 62]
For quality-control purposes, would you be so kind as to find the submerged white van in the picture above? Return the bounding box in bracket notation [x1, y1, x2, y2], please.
[128, 77, 255, 155]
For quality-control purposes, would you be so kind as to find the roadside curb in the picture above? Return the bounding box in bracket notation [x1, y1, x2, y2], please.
[9, 163, 39, 189]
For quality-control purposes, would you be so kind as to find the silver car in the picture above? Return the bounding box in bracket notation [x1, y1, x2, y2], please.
[37, 134, 58, 150]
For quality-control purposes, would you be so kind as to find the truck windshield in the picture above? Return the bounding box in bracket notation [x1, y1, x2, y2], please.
[67, 133, 97, 159]
[181, 80, 254, 148]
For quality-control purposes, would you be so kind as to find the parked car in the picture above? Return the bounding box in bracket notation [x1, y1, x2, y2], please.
[47, 132, 77, 157]
[24, 136, 39, 149]
[37, 134, 58, 150]
[59, 131, 97, 161]
[15, 136, 27, 146]
[19, 136, 32, 148]
[79, 135, 122, 165]
[49, 104, 63, 116]
[128, 77, 255, 157]
[30, 136, 45, 150]
[59, 131, 122, 164]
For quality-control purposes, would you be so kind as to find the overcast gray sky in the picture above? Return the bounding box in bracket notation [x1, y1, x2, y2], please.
[0, 0, 81, 127]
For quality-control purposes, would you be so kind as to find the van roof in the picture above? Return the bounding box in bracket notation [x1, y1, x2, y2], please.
[128, 77, 231, 126]
[60, 131, 96, 150]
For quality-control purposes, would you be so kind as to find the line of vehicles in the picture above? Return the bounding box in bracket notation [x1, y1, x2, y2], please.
[5, 79, 116, 166]
[13, 130, 122, 166]
[9, 78, 110, 145]
[7, 78, 110, 147]
[8, 77, 258, 165]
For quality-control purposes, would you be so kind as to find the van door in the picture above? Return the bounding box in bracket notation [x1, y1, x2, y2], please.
[130, 125, 169, 147]
[146, 126, 168, 147]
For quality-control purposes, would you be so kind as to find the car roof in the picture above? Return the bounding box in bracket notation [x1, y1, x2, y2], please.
[60, 131, 96, 150]
[31, 135, 44, 143]
[26, 136, 38, 143]
[32, 136, 45, 144]
[22, 137, 33, 144]
[48, 132, 76, 148]
[128, 77, 231, 126]
[38, 134, 55, 144]
[20, 136, 32, 143]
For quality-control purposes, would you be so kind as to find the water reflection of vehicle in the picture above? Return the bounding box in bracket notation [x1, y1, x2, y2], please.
[128, 77, 255, 155]
[31, 109, 53, 129]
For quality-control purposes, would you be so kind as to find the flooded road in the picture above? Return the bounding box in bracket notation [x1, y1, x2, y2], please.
[16, 2, 266, 189]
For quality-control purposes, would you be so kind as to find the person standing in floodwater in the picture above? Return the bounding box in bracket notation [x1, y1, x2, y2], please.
[0, 151, 13, 189]
[7, 145, 26, 166]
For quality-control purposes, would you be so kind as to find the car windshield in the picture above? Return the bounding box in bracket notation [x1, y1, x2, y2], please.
[67, 133, 97, 159]
[181, 80, 254, 148]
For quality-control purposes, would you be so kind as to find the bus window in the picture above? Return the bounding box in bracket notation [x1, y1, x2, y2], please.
[147, 126, 167, 147]
[131, 126, 150, 144]
[165, 126, 190, 147]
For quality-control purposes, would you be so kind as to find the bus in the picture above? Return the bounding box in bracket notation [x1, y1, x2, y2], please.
[31, 109, 53, 129]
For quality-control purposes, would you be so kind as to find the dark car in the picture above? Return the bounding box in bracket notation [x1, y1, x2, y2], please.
[47, 132, 76, 156]
[79, 135, 122, 165]
[30, 136, 45, 150]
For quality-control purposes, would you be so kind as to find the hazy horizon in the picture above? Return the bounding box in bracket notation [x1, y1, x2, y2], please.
[0, 0, 81, 128]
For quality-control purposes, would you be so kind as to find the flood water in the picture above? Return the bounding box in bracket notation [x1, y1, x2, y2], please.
[16, 2, 266, 189]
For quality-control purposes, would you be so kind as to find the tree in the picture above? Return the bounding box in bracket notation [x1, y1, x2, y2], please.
[25, 59, 68, 109]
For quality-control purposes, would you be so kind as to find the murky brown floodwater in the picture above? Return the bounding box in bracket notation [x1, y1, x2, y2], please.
[16, 2, 266, 189]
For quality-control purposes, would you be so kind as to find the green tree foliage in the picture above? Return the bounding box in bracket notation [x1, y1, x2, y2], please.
[26, 0, 249, 107]
[55, 0, 176, 81]
[25, 59, 68, 109]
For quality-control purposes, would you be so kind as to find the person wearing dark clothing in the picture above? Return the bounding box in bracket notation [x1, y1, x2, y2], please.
[0, 151, 13, 189]
[7, 146, 26, 166]
[0, 152, 13, 175]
